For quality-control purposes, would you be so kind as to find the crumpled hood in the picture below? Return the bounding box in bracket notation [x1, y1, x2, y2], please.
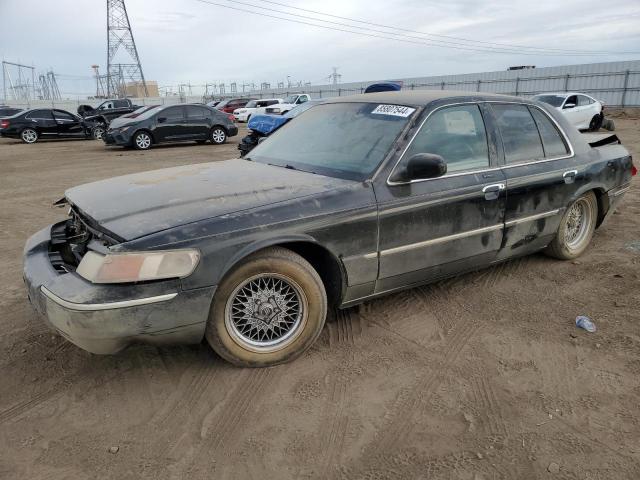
[65, 159, 353, 241]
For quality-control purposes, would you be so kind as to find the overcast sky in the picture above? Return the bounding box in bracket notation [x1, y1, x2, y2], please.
[1, 0, 639, 97]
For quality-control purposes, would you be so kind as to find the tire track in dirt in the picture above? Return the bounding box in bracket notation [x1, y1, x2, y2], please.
[471, 375, 508, 438]
[328, 308, 359, 346]
[187, 367, 275, 473]
[367, 315, 480, 455]
[317, 376, 350, 478]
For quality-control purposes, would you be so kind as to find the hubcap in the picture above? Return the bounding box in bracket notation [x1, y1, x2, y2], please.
[225, 273, 307, 352]
[212, 129, 225, 143]
[22, 130, 37, 143]
[94, 127, 104, 140]
[565, 199, 591, 249]
[136, 133, 151, 149]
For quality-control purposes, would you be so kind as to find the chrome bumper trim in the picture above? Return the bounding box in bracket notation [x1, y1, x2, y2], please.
[40, 286, 178, 311]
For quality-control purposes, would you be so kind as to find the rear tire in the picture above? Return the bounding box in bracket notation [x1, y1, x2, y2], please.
[544, 191, 597, 260]
[205, 247, 327, 367]
[210, 127, 227, 145]
[20, 128, 38, 144]
[133, 131, 152, 150]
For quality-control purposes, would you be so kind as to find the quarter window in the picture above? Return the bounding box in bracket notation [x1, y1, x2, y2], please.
[403, 104, 490, 173]
[529, 108, 569, 158]
[492, 104, 544, 164]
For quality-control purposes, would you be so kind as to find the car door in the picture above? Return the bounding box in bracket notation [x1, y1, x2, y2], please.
[374, 103, 507, 293]
[25, 110, 57, 136]
[561, 95, 581, 127]
[185, 105, 210, 139]
[489, 103, 579, 260]
[53, 110, 84, 137]
[154, 106, 186, 142]
[576, 95, 596, 129]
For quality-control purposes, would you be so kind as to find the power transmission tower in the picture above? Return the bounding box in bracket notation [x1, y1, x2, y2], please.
[2, 61, 36, 101]
[107, 0, 148, 97]
[91, 65, 107, 98]
[329, 67, 341, 85]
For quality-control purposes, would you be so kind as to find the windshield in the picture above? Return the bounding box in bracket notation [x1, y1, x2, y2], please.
[135, 106, 163, 120]
[244, 100, 257, 108]
[283, 95, 298, 104]
[248, 102, 415, 181]
[533, 95, 565, 107]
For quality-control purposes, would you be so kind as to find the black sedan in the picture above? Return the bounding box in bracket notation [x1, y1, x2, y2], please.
[23, 91, 635, 367]
[0, 108, 91, 143]
[103, 103, 238, 150]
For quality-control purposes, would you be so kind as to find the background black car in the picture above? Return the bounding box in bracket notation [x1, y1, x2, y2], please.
[0, 106, 23, 118]
[0, 108, 91, 144]
[103, 103, 238, 150]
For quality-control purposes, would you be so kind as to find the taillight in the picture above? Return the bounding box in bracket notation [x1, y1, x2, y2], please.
[0, 120, 9, 129]
[632, 164, 637, 177]
[227, 114, 235, 121]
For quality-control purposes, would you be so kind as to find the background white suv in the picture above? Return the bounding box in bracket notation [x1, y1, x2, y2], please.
[532, 92, 604, 131]
[233, 99, 282, 122]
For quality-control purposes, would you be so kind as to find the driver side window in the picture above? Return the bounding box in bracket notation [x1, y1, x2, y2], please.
[403, 104, 489, 174]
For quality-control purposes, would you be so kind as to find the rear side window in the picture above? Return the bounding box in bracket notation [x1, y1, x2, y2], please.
[186, 106, 207, 119]
[26, 110, 53, 120]
[529, 108, 569, 158]
[266, 100, 279, 106]
[404, 104, 489, 173]
[114, 100, 129, 108]
[492, 104, 544, 164]
[161, 106, 184, 121]
[577, 95, 592, 106]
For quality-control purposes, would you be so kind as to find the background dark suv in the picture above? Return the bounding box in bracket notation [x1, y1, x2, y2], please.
[103, 103, 238, 150]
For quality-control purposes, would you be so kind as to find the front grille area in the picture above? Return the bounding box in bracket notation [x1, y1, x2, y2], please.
[48, 208, 96, 273]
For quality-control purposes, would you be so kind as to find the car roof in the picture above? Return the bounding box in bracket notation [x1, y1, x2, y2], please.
[534, 92, 592, 97]
[323, 90, 523, 107]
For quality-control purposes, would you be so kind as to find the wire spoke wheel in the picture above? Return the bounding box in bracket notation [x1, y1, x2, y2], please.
[225, 273, 307, 353]
[564, 198, 591, 249]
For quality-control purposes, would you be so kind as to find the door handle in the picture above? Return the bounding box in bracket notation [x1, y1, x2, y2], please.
[482, 183, 505, 201]
[563, 169, 578, 184]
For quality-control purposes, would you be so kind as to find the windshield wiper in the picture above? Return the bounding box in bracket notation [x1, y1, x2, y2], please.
[285, 164, 316, 174]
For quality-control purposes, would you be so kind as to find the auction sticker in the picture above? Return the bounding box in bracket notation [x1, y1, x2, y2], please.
[371, 104, 416, 117]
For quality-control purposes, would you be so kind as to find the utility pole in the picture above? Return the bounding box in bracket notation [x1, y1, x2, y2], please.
[107, 0, 148, 97]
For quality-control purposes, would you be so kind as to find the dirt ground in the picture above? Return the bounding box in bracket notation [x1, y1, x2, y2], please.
[0, 115, 639, 480]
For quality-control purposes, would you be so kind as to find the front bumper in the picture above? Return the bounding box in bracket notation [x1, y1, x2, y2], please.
[103, 130, 132, 146]
[23, 224, 215, 354]
[228, 125, 238, 137]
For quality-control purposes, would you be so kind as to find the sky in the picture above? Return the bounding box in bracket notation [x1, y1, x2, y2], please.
[1, 0, 639, 98]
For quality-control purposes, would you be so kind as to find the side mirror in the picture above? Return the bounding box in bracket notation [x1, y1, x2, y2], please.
[157, 117, 167, 123]
[391, 153, 447, 183]
[563, 103, 576, 109]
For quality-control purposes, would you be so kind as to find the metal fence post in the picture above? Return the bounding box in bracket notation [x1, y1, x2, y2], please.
[564, 74, 570, 92]
[338, 88, 342, 96]
[515, 77, 520, 96]
[477, 80, 481, 92]
[441, 82, 445, 90]
[621, 69, 630, 107]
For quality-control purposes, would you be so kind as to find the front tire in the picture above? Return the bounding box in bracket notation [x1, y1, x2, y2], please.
[210, 127, 227, 145]
[92, 124, 106, 140]
[205, 247, 327, 367]
[21, 128, 38, 144]
[588, 114, 603, 132]
[544, 191, 597, 260]
[133, 131, 152, 150]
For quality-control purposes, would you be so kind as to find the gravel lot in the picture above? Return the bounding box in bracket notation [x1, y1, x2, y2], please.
[1, 114, 639, 480]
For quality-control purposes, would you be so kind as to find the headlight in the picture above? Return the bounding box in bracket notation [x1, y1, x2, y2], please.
[76, 249, 200, 284]
[271, 108, 281, 113]
[120, 126, 131, 133]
